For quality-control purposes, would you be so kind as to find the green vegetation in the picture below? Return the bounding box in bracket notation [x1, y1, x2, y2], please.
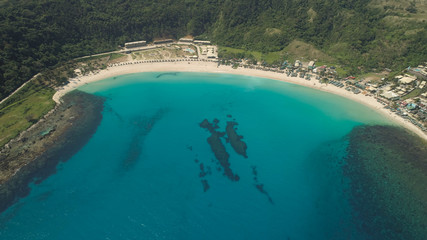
[0, 52, 115, 148]
[77, 53, 125, 63]
[402, 88, 424, 100]
[109, 53, 126, 61]
[1, 0, 427, 100]
[219, 46, 305, 66]
[284, 40, 335, 63]
[0, 82, 55, 147]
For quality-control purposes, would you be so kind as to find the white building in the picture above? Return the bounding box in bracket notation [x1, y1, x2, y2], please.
[399, 75, 416, 84]
[381, 91, 400, 100]
[179, 37, 194, 43]
[194, 40, 211, 45]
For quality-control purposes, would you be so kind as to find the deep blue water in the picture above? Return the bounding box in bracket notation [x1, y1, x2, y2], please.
[0, 72, 391, 239]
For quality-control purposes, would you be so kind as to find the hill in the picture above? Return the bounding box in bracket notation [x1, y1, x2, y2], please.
[0, 0, 426, 100]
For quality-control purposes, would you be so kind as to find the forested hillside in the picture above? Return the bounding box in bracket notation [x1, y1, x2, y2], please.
[1, 0, 426, 100]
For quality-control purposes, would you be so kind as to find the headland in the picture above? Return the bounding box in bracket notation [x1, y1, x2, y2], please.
[0, 91, 104, 212]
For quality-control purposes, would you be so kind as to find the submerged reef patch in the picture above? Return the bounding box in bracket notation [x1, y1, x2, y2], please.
[122, 109, 167, 169]
[251, 166, 273, 204]
[199, 118, 239, 181]
[0, 90, 105, 213]
[343, 125, 427, 240]
[225, 121, 248, 158]
[198, 116, 273, 203]
[155, 72, 179, 78]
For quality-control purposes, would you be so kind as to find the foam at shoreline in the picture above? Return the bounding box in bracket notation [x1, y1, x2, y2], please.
[53, 61, 427, 141]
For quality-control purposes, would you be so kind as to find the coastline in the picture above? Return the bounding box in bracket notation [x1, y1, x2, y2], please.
[53, 61, 427, 141]
[0, 91, 104, 212]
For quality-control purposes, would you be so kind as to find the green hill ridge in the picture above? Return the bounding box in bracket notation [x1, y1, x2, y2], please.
[1, 0, 426, 99]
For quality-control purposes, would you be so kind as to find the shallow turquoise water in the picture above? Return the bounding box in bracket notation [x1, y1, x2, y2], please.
[0, 72, 391, 239]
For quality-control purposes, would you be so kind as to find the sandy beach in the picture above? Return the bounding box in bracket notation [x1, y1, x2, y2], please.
[53, 60, 427, 141]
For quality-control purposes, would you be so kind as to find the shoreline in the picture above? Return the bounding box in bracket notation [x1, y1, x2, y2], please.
[0, 91, 104, 212]
[53, 60, 427, 141]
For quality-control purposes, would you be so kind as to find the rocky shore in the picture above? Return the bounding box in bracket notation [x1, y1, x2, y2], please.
[0, 91, 104, 213]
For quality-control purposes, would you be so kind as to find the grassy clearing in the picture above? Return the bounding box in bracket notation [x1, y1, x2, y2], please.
[109, 53, 126, 61]
[0, 83, 55, 147]
[77, 52, 125, 63]
[219, 47, 262, 60]
[284, 40, 335, 63]
[221, 40, 336, 65]
[219, 42, 355, 77]
[401, 88, 424, 100]
[359, 72, 389, 82]
[219, 47, 285, 64]
[369, 0, 427, 22]
[76, 54, 110, 62]
[262, 51, 284, 64]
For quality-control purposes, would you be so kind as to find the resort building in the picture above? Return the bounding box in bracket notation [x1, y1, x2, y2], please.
[179, 37, 194, 43]
[194, 40, 211, 45]
[200, 45, 218, 59]
[125, 40, 147, 48]
[399, 74, 417, 84]
[381, 91, 400, 100]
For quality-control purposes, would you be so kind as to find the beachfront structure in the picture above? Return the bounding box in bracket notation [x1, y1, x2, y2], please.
[179, 37, 194, 43]
[154, 39, 173, 44]
[399, 75, 417, 84]
[200, 45, 218, 59]
[381, 91, 400, 100]
[408, 66, 427, 80]
[125, 40, 147, 48]
[194, 40, 211, 45]
[308, 61, 315, 69]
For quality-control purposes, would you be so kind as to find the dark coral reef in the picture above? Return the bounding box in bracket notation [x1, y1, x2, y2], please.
[343, 125, 427, 240]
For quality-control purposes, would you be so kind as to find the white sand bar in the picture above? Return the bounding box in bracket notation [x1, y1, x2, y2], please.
[53, 61, 427, 141]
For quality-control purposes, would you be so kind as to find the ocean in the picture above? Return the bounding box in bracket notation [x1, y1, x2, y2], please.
[0, 72, 394, 239]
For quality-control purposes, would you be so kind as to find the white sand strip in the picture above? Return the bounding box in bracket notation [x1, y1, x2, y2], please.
[53, 61, 427, 141]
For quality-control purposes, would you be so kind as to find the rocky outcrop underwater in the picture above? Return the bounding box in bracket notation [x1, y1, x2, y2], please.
[0, 90, 104, 213]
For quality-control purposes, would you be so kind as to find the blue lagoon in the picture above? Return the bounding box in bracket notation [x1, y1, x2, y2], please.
[0, 72, 398, 239]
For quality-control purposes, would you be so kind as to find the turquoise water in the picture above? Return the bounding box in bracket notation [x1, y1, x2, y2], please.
[0, 72, 391, 239]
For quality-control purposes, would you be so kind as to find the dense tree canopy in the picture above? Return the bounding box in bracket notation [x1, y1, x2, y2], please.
[1, 0, 426, 99]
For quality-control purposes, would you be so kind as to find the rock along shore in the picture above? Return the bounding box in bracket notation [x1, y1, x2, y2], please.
[0, 90, 104, 213]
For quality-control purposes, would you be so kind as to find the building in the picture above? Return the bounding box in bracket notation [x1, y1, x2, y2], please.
[179, 37, 194, 43]
[407, 103, 418, 110]
[200, 45, 218, 59]
[194, 40, 211, 45]
[308, 61, 315, 69]
[408, 66, 427, 80]
[125, 40, 147, 48]
[381, 91, 400, 100]
[399, 75, 417, 84]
